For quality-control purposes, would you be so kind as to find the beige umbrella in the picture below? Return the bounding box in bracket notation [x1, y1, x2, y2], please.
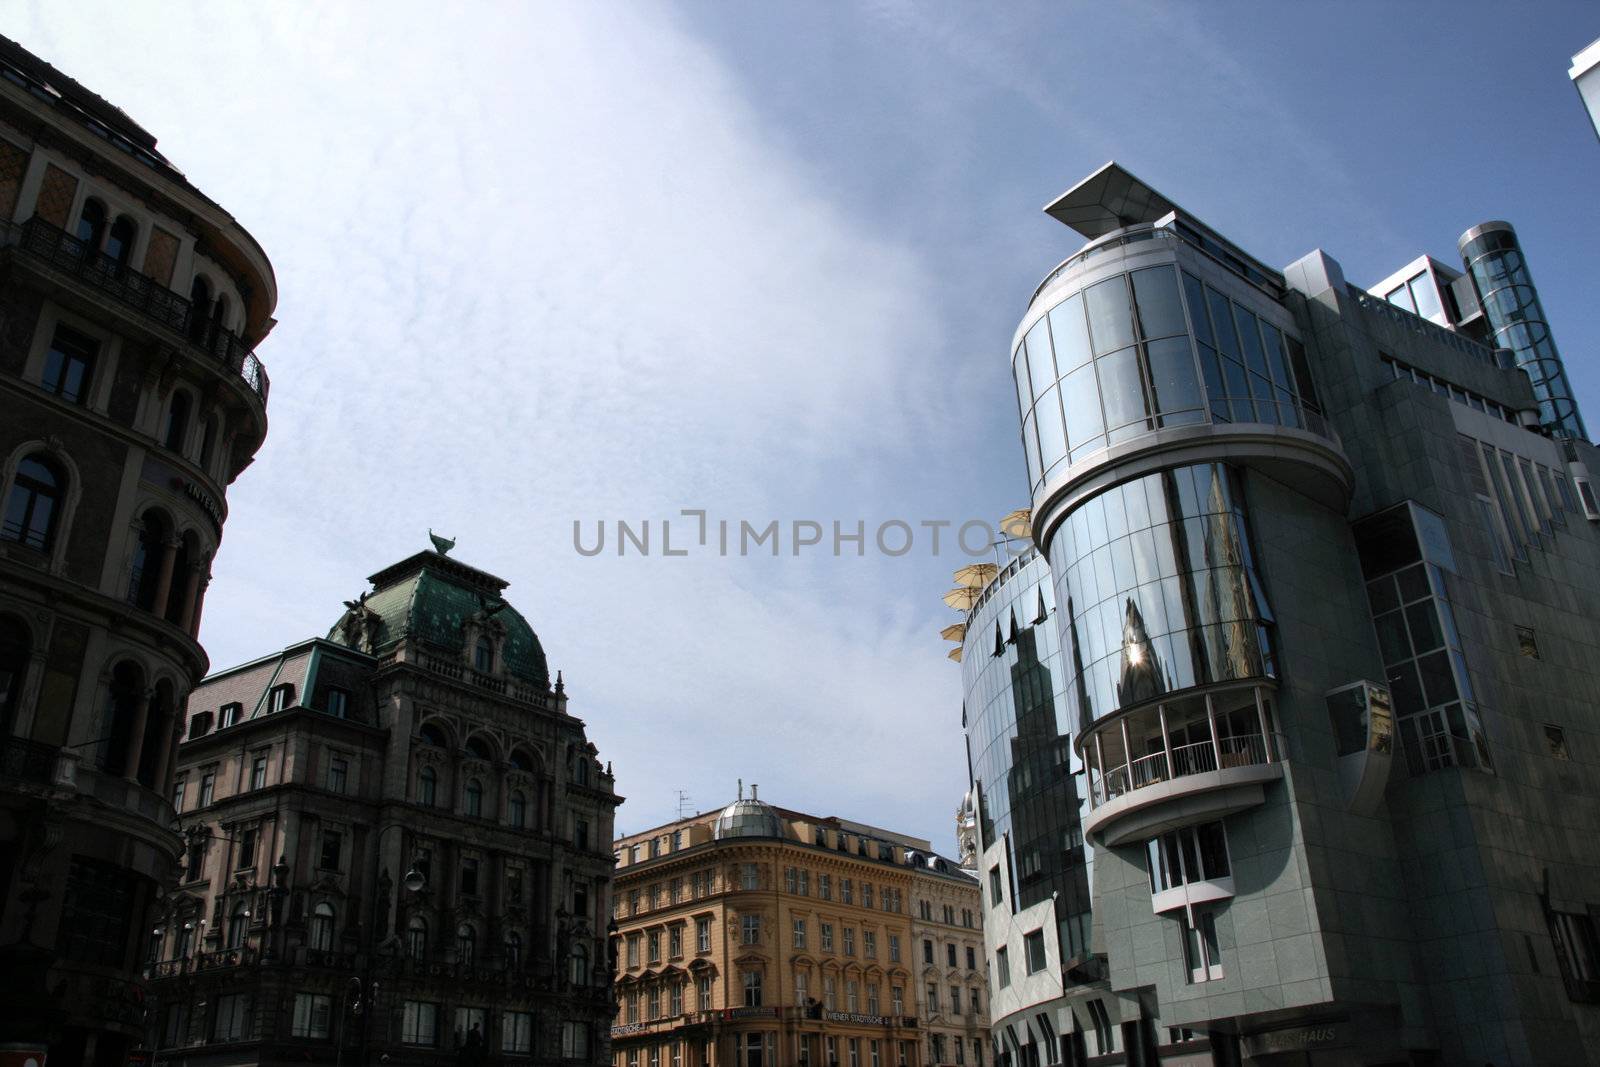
[999, 508, 1033, 539]
[953, 563, 998, 589]
[942, 587, 980, 611]
[947, 646, 963, 662]
[940, 622, 967, 642]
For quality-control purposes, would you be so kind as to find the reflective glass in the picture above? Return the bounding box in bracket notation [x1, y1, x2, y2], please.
[1048, 294, 1092, 375]
[1182, 273, 1213, 347]
[1131, 267, 1185, 340]
[1409, 274, 1443, 320]
[1062, 363, 1104, 455]
[1235, 306, 1268, 378]
[1025, 319, 1056, 400]
[1013, 346, 1031, 417]
[1207, 289, 1241, 360]
[1096, 347, 1147, 433]
[1145, 337, 1202, 417]
[1034, 388, 1067, 474]
[1022, 414, 1041, 488]
[1085, 276, 1135, 356]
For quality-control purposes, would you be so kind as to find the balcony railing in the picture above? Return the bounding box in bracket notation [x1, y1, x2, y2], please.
[2, 216, 269, 402]
[1, 736, 59, 786]
[1089, 730, 1282, 807]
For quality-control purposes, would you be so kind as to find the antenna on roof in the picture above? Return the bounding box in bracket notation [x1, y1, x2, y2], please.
[751, 783, 759, 801]
[676, 790, 693, 819]
[737, 778, 743, 801]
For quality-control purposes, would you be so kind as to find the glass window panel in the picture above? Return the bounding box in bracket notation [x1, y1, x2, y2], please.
[1025, 319, 1057, 399]
[1085, 276, 1135, 356]
[1410, 273, 1443, 320]
[1013, 348, 1032, 417]
[1102, 486, 1128, 540]
[1182, 273, 1213, 347]
[1034, 388, 1067, 472]
[1060, 361, 1105, 448]
[1234, 306, 1269, 378]
[1374, 612, 1411, 665]
[1386, 285, 1415, 313]
[1206, 288, 1241, 360]
[1022, 413, 1041, 488]
[1220, 355, 1250, 400]
[1260, 324, 1292, 390]
[1285, 337, 1319, 409]
[1396, 564, 1430, 603]
[1131, 267, 1186, 340]
[1048, 294, 1092, 375]
[1122, 477, 1152, 531]
[1129, 528, 1160, 585]
[1386, 660, 1425, 715]
[1096, 346, 1148, 431]
[1145, 337, 1202, 416]
[1403, 602, 1444, 655]
[1417, 650, 1457, 706]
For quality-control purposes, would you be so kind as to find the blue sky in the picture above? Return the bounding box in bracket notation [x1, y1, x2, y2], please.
[10, 2, 1598, 851]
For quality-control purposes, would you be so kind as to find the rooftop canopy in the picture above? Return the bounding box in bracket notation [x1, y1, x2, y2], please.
[1044, 161, 1179, 239]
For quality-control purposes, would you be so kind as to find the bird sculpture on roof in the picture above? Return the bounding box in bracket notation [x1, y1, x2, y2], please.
[428, 529, 456, 555]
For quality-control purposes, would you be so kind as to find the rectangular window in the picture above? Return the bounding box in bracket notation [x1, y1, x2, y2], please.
[889, 934, 900, 962]
[742, 914, 760, 945]
[966, 946, 976, 969]
[41, 324, 98, 405]
[236, 826, 257, 870]
[842, 878, 854, 905]
[626, 934, 641, 968]
[502, 1011, 532, 1053]
[1185, 908, 1224, 982]
[250, 754, 268, 790]
[401, 1001, 438, 1046]
[698, 974, 713, 1010]
[1546, 724, 1571, 760]
[988, 865, 1003, 905]
[741, 863, 759, 890]
[926, 983, 939, 1012]
[671, 876, 683, 903]
[648, 929, 661, 963]
[200, 771, 216, 806]
[819, 874, 832, 900]
[454, 1008, 485, 1043]
[947, 942, 957, 967]
[843, 927, 855, 956]
[996, 946, 1010, 988]
[268, 684, 293, 712]
[862, 880, 873, 908]
[220, 703, 242, 728]
[892, 986, 904, 1014]
[864, 930, 877, 958]
[821, 923, 834, 952]
[171, 778, 185, 813]
[793, 918, 807, 949]
[325, 688, 348, 718]
[460, 858, 479, 897]
[560, 1023, 588, 1058]
[1025, 928, 1047, 973]
[923, 939, 934, 965]
[327, 756, 348, 794]
[696, 916, 711, 953]
[318, 830, 342, 871]
[743, 970, 762, 1007]
[785, 866, 798, 893]
[213, 993, 251, 1042]
[669, 923, 683, 958]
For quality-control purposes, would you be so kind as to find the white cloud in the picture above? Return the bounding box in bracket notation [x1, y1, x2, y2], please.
[11, 1, 975, 847]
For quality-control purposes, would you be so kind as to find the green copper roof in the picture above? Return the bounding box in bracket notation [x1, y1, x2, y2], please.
[326, 550, 549, 689]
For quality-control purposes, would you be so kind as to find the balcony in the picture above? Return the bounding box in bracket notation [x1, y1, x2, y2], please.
[1, 216, 268, 402]
[1082, 682, 1284, 847]
[0, 736, 59, 787]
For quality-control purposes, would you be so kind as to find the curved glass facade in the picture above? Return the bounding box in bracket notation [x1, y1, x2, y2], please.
[961, 549, 1092, 954]
[1460, 224, 1587, 440]
[1015, 261, 1322, 492]
[1048, 462, 1275, 734]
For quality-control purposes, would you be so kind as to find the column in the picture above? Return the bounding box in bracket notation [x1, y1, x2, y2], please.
[1253, 688, 1272, 763]
[149, 537, 181, 618]
[123, 688, 154, 780]
[1205, 694, 1222, 770]
[152, 703, 180, 793]
[177, 561, 206, 634]
[188, 572, 211, 637]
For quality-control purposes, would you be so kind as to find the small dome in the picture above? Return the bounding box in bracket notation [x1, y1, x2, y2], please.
[714, 798, 782, 840]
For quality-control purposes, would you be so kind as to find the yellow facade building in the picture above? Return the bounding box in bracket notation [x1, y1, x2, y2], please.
[610, 789, 990, 1067]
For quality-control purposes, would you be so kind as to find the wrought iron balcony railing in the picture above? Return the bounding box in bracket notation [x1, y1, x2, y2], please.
[2, 216, 269, 402]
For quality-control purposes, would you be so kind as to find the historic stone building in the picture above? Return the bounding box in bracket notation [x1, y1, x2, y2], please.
[610, 791, 989, 1067]
[144, 544, 621, 1064]
[0, 33, 276, 1065]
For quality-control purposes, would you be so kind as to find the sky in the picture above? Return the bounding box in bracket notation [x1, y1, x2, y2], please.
[8, 1, 1599, 852]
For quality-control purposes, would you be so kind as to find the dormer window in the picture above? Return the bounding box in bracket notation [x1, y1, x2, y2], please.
[325, 688, 348, 719]
[189, 711, 213, 738]
[473, 635, 493, 673]
[268, 684, 294, 713]
[219, 703, 242, 729]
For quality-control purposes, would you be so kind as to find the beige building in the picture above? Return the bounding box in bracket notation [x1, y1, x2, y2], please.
[0, 32, 276, 1065]
[144, 544, 621, 1064]
[610, 790, 989, 1067]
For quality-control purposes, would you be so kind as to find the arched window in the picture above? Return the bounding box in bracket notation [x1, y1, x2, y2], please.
[2, 455, 65, 552]
[128, 509, 169, 610]
[508, 749, 533, 773]
[226, 900, 248, 949]
[106, 215, 137, 267]
[473, 635, 493, 673]
[187, 276, 213, 343]
[575, 755, 589, 786]
[310, 902, 335, 952]
[509, 790, 527, 828]
[163, 390, 191, 453]
[406, 916, 428, 959]
[418, 765, 437, 807]
[0, 615, 30, 736]
[456, 923, 476, 967]
[464, 735, 492, 761]
[570, 942, 589, 986]
[464, 778, 483, 817]
[418, 723, 448, 748]
[211, 294, 229, 335]
[75, 197, 106, 251]
[199, 415, 219, 471]
[99, 661, 145, 774]
[505, 932, 522, 971]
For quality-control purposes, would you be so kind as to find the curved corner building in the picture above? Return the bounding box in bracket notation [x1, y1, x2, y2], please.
[0, 34, 275, 1063]
[979, 162, 1600, 1065]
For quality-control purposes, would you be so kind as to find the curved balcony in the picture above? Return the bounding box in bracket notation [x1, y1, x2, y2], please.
[1080, 682, 1283, 847]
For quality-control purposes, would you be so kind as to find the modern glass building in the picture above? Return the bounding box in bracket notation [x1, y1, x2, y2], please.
[953, 161, 1600, 1065]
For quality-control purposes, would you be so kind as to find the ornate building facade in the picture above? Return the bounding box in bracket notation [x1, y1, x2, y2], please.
[610, 791, 989, 1067]
[0, 33, 276, 1065]
[144, 545, 621, 1064]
